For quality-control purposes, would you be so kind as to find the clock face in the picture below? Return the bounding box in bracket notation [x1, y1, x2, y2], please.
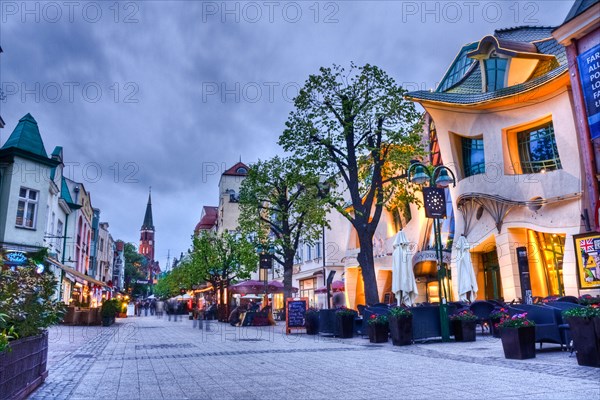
[423, 187, 446, 218]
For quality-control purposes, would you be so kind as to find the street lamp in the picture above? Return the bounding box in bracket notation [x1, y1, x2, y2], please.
[407, 161, 456, 342]
[317, 180, 331, 308]
[257, 242, 274, 307]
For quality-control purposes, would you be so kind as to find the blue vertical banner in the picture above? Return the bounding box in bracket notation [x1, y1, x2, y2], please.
[577, 44, 600, 141]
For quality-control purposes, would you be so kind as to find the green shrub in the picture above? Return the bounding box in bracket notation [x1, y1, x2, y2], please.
[101, 299, 120, 318]
[0, 265, 66, 339]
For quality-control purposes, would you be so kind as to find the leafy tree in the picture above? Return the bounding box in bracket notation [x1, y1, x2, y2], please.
[123, 243, 147, 296]
[239, 156, 329, 300]
[188, 231, 258, 319]
[279, 63, 423, 305]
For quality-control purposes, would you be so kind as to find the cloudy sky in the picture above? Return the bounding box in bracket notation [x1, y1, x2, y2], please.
[0, 0, 574, 268]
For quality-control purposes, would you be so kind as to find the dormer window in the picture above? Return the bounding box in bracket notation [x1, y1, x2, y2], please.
[236, 167, 247, 174]
[484, 52, 507, 92]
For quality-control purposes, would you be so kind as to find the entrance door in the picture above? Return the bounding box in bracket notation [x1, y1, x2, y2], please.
[482, 250, 503, 301]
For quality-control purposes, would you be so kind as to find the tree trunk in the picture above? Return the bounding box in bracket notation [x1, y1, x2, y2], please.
[356, 232, 379, 305]
[283, 251, 295, 301]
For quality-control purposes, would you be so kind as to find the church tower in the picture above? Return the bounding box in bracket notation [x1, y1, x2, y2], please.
[139, 189, 155, 264]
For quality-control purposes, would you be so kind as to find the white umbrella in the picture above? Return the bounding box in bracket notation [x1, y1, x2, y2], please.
[456, 236, 478, 302]
[391, 230, 418, 306]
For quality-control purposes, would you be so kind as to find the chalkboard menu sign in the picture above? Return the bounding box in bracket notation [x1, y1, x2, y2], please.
[285, 298, 308, 334]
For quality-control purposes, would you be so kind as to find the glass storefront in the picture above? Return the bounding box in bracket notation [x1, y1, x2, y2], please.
[299, 278, 317, 307]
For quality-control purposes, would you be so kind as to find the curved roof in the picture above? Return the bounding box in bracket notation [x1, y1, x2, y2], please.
[408, 26, 567, 105]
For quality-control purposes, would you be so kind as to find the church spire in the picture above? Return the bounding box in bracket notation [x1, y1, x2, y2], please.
[141, 187, 154, 230]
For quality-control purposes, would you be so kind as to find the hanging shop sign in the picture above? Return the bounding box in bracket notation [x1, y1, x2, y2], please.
[3, 251, 28, 267]
[573, 232, 600, 289]
[577, 43, 600, 140]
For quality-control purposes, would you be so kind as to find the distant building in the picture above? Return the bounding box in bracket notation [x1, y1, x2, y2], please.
[194, 205, 218, 234]
[139, 189, 160, 279]
[217, 161, 248, 233]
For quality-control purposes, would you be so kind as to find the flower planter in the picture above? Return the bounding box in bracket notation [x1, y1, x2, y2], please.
[0, 331, 49, 400]
[452, 320, 476, 342]
[500, 326, 536, 360]
[490, 318, 502, 338]
[335, 314, 355, 338]
[388, 315, 413, 346]
[567, 316, 600, 368]
[305, 315, 319, 335]
[368, 324, 389, 343]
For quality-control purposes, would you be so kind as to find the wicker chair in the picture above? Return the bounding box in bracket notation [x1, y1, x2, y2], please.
[469, 301, 495, 334]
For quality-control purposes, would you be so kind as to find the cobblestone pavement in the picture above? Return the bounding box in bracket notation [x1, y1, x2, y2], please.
[30, 316, 600, 400]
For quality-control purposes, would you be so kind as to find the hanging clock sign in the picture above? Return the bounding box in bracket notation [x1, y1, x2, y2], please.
[423, 187, 446, 219]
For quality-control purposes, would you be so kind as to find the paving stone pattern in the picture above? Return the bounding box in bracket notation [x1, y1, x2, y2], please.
[30, 316, 600, 400]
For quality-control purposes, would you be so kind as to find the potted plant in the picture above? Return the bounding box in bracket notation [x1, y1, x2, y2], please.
[498, 313, 536, 360]
[335, 307, 355, 338]
[0, 257, 66, 399]
[563, 305, 600, 367]
[388, 306, 413, 346]
[450, 310, 477, 342]
[305, 307, 320, 335]
[101, 299, 119, 326]
[489, 307, 509, 338]
[367, 314, 389, 343]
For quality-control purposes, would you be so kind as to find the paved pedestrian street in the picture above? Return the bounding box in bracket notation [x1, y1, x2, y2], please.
[30, 316, 600, 400]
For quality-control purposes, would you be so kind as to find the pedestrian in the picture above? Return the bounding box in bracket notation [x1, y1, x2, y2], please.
[167, 301, 172, 321]
[150, 299, 156, 316]
[156, 300, 164, 318]
[144, 300, 149, 316]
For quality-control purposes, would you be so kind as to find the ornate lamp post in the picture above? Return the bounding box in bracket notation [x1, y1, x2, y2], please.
[407, 161, 456, 342]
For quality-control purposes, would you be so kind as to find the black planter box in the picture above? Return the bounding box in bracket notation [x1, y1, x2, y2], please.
[388, 315, 413, 346]
[500, 326, 536, 360]
[452, 320, 476, 342]
[567, 316, 600, 368]
[305, 315, 319, 335]
[336, 314, 355, 338]
[0, 331, 49, 400]
[368, 324, 389, 343]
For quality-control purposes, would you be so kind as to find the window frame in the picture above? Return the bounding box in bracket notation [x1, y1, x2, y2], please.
[484, 55, 507, 92]
[516, 122, 562, 174]
[15, 187, 40, 229]
[461, 137, 486, 178]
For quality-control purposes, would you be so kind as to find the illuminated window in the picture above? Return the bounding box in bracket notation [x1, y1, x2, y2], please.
[15, 187, 39, 229]
[484, 56, 507, 91]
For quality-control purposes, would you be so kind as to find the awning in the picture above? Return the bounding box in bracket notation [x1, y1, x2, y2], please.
[46, 258, 108, 288]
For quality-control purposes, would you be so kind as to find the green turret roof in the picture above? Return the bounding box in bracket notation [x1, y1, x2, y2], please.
[141, 191, 154, 230]
[1, 113, 48, 158]
[60, 177, 75, 204]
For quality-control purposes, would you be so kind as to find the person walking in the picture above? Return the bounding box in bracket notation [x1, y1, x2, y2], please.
[150, 300, 156, 316]
[156, 300, 164, 318]
[143, 300, 149, 316]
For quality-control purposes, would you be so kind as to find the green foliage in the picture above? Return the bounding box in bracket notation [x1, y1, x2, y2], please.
[101, 299, 120, 318]
[0, 266, 66, 340]
[389, 306, 412, 318]
[335, 307, 356, 317]
[562, 306, 600, 319]
[449, 310, 478, 321]
[123, 243, 147, 296]
[188, 231, 258, 289]
[497, 313, 536, 329]
[367, 314, 388, 326]
[0, 314, 18, 353]
[238, 156, 329, 297]
[278, 63, 424, 304]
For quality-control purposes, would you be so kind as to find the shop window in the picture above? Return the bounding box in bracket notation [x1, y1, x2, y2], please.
[484, 56, 507, 91]
[462, 137, 486, 177]
[517, 122, 561, 174]
[537, 232, 565, 297]
[15, 187, 39, 229]
[299, 278, 317, 306]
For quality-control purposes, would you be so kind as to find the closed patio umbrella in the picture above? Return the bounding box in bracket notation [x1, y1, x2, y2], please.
[391, 230, 418, 306]
[456, 235, 478, 302]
